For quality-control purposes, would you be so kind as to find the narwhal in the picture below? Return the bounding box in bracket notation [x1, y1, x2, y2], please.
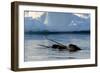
[38, 38, 81, 52]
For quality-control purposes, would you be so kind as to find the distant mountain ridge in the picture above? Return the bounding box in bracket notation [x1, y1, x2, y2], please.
[25, 30, 90, 35]
[24, 12, 90, 32]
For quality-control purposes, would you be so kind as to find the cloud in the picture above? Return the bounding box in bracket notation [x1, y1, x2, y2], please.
[73, 13, 90, 19]
[24, 11, 45, 19]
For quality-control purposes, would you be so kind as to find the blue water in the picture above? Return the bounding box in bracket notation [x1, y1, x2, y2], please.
[24, 33, 90, 62]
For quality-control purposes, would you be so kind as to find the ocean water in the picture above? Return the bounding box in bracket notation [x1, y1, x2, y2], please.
[24, 33, 90, 62]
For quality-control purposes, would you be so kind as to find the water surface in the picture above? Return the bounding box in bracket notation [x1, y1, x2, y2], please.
[24, 33, 90, 62]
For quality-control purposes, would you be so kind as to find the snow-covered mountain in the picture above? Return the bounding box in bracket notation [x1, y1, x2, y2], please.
[24, 12, 90, 32]
[24, 17, 47, 32]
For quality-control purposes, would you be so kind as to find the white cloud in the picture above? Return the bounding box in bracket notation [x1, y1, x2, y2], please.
[24, 11, 44, 19]
[73, 13, 90, 19]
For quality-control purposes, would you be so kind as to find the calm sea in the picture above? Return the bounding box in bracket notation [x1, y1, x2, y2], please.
[24, 33, 90, 62]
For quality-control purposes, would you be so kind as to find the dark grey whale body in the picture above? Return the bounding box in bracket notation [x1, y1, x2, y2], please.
[52, 44, 67, 49]
[68, 44, 81, 52]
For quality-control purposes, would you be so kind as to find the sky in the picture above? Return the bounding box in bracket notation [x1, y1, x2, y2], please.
[24, 11, 89, 20]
